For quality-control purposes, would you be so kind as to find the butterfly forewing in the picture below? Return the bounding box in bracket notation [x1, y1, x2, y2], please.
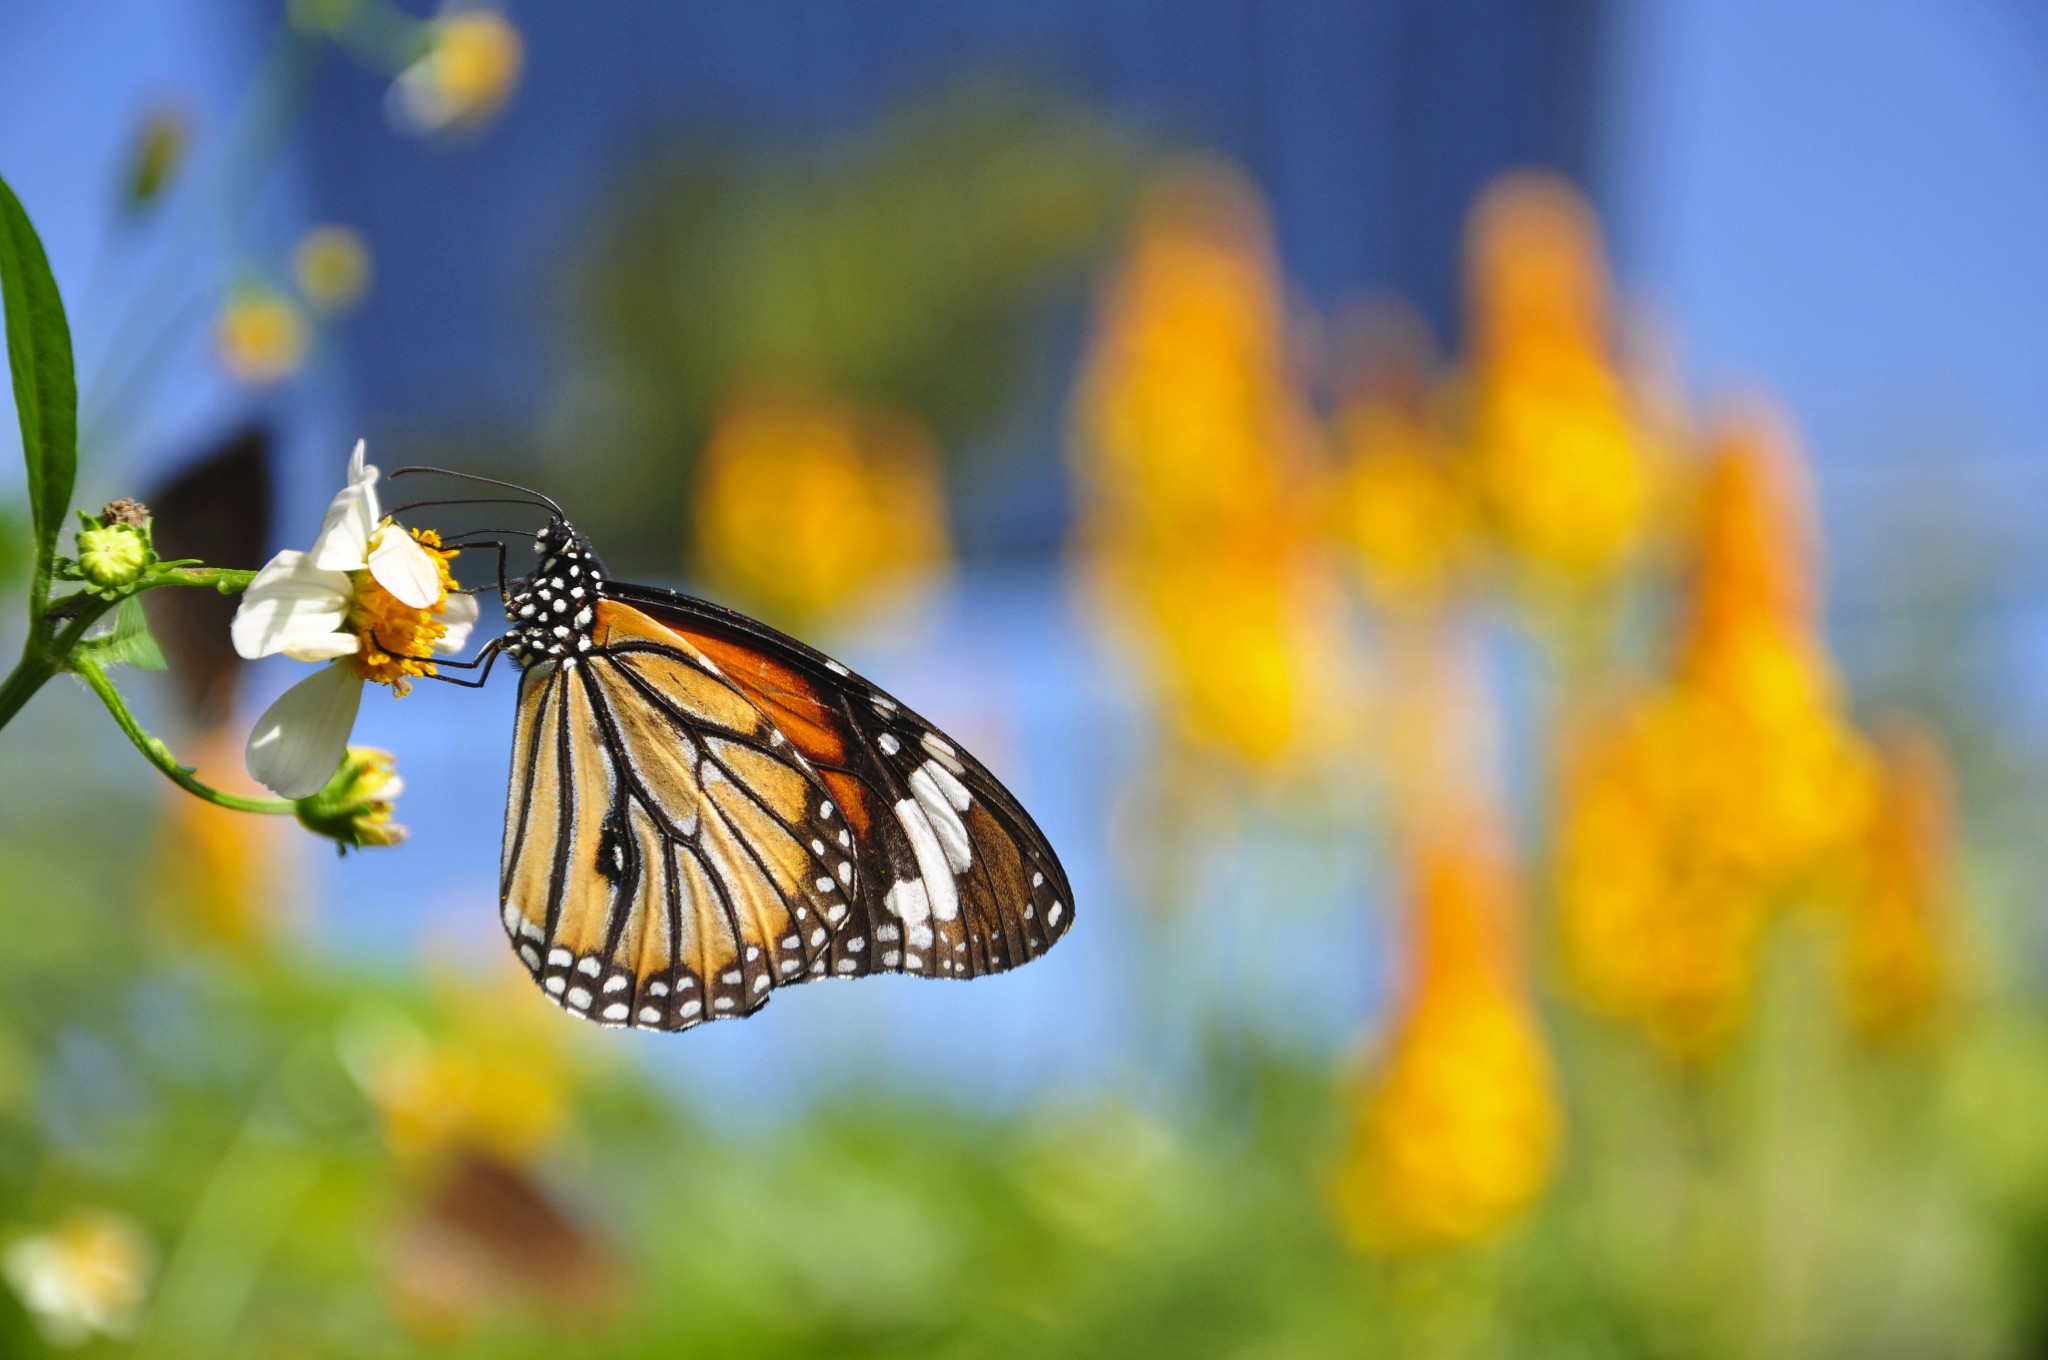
[499, 623, 857, 1029]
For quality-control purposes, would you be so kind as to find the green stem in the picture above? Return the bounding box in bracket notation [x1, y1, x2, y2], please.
[0, 593, 115, 730]
[0, 568, 256, 734]
[73, 655, 296, 814]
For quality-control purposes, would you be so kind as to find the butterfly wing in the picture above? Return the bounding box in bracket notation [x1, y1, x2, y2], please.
[497, 585, 1074, 1028]
[608, 585, 1075, 983]
[498, 620, 861, 1030]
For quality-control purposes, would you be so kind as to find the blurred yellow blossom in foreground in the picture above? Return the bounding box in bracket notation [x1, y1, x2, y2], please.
[294, 224, 372, 313]
[215, 284, 307, 386]
[1071, 161, 1344, 770]
[2, 1210, 153, 1348]
[391, 7, 524, 136]
[342, 966, 580, 1176]
[1335, 821, 1561, 1254]
[692, 383, 952, 632]
[1461, 173, 1655, 592]
[1557, 406, 1878, 1059]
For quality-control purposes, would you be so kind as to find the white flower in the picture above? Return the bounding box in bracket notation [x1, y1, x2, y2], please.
[233, 441, 478, 798]
[2, 1210, 153, 1348]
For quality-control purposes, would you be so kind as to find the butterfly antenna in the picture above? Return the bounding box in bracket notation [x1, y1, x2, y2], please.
[388, 466, 565, 518]
[386, 496, 563, 519]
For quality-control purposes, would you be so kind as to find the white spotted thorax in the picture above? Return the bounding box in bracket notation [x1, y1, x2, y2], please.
[502, 520, 605, 666]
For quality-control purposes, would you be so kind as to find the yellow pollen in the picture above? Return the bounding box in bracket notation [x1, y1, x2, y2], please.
[345, 527, 460, 694]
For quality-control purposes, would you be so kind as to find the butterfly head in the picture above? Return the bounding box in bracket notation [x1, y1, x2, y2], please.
[502, 519, 608, 667]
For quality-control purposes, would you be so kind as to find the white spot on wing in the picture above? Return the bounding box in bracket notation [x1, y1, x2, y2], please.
[892, 798, 960, 922]
[909, 764, 972, 873]
[920, 731, 966, 775]
[878, 732, 901, 756]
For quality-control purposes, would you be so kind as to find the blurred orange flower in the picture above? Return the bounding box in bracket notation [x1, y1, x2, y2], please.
[1460, 173, 1655, 592]
[152, 728, 291, 951]
[1335, 822, 1561, 1254]
[1070, 160, 1344, 770]
[692, 383, 951, 632]
[1840, 719, 1957, 1044]
[1555, 405, 1878, 1060]
[1331, 305, 1475, 615]
[1336, 632, 1561, 1254]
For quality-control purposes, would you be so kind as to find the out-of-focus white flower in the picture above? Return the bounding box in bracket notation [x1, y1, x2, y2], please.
[233, 441, 476, 797]
[389, 7, 524, 137]
[2, 1210, 153, 1348]
[294, 224, 372, 313]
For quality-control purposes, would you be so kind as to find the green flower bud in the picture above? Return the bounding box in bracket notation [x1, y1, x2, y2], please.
[76, 523, 152, 591]
[295, 747, 407, 852]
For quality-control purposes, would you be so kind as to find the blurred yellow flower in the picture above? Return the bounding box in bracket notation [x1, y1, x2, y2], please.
[391, 7, 524, 136]
[1070, 161, 1343, 770]
[2, 1210, 153, 1348]
[1554, 693, 1774, 1058]
[1841, 719, 1957, 1044]
[1095, 542, 1344, 769]
[294, 224, 372, 313]
[342, 965, 580, 1176]
[1333, 396, 1473, 616]
[1460, 173, 1654, 590]
[692, 383, 952, 632]
[216, 284, 307, 386]
[1335, 825, 1561, 1254]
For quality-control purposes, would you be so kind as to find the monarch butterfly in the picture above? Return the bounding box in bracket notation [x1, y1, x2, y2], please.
[400, 472, 1074, 1031]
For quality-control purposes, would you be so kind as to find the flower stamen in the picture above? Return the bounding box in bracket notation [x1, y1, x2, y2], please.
[345, 527, 461, 694]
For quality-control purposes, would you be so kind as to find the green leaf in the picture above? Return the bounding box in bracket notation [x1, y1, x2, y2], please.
[80, 596, 167, 671]
[0, 172, 78, 619]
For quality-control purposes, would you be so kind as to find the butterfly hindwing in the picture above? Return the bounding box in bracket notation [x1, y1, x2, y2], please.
[610, 587, 1075, 984]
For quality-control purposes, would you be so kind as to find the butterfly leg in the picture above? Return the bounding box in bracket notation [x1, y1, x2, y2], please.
[372, 634, 507, 688]
[436, 535, 510, 600]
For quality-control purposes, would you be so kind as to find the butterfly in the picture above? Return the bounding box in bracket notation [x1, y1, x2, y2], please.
[399, 472, 1074, 1031]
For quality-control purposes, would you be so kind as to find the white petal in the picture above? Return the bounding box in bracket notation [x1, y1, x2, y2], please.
[280, 632, 362, 663]
[246, 661, 364, 798]
[308, 478, 375, 572]
[231, 551, 354, 659]
[347, 437, 368, 487]
[367, 526, 441, 609]
[436, 591, 480, 654]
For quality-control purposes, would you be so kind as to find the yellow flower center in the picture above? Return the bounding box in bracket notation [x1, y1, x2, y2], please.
[345, 528, 460, 694]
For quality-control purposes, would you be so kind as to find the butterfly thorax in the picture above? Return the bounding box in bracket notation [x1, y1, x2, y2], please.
[502, 520, 608, 666]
